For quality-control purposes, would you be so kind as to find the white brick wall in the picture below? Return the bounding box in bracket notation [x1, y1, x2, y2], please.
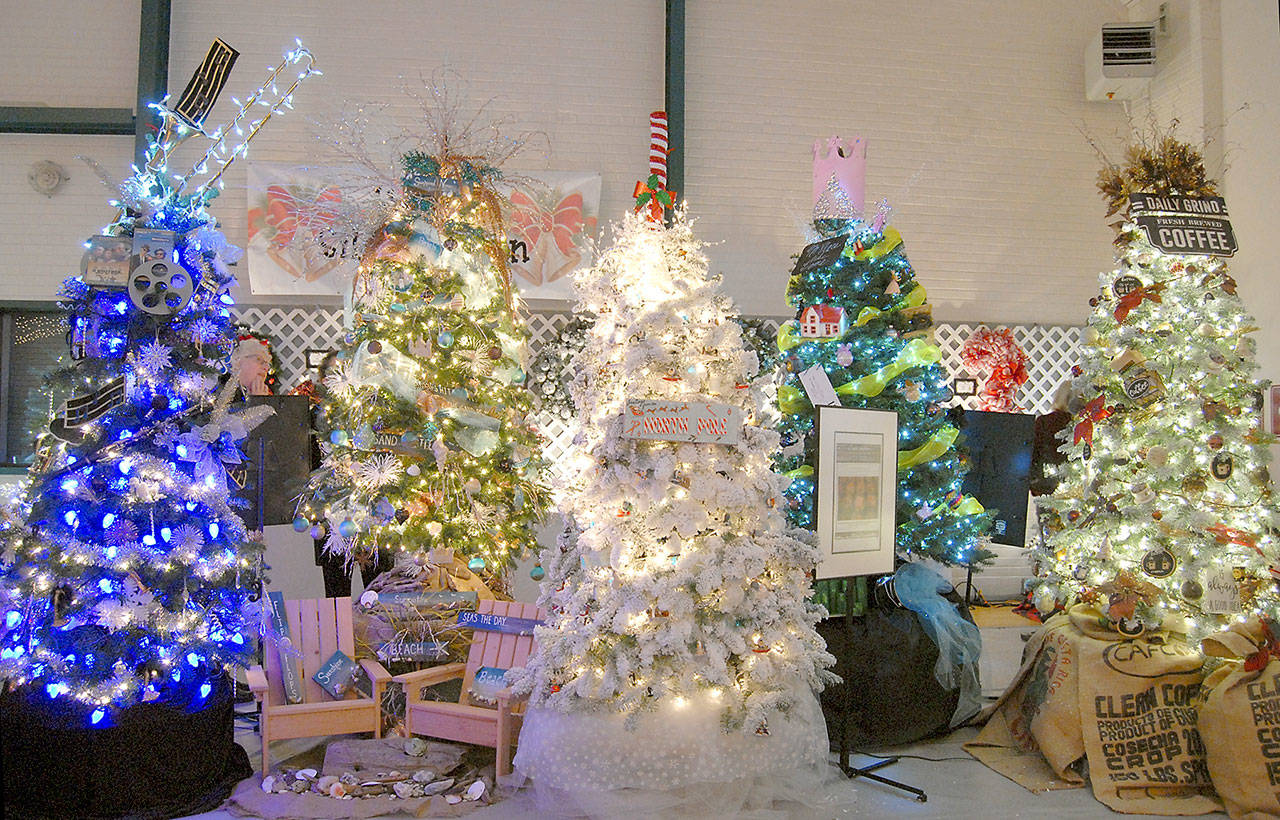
[0, 0, 139, 109]
[0, 134, 134, 300]
[684, 0, 1132, 325]
[0, 0, 1272, 343]
[166, 0, 664, 307]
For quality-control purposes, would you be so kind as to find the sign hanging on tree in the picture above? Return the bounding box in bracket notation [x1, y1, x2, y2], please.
[1129, 194, 1237, 257]
[791, 235, 848, 276]
[620, 399, 744, 444]
[172, 38, 240, 127]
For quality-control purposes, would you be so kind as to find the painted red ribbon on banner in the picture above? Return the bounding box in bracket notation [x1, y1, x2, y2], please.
[509, 191, 586, 255]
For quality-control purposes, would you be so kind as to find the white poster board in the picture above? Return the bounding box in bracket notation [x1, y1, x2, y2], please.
[814, 405, 898, 579]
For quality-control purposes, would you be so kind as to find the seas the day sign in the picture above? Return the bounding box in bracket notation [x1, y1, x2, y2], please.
[1129, 194, 1237, 257]
[620, 400, 744, 445]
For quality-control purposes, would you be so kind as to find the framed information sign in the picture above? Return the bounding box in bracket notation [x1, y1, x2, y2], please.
[814, 405, 898, 579]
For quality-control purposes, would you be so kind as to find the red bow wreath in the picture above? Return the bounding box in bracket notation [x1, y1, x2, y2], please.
[960, 327, 1029, 413]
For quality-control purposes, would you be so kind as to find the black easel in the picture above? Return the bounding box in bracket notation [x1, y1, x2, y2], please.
[835, 574, 929, 803]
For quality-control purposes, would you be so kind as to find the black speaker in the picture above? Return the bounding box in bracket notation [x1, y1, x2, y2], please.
[228, 395, 312, 529]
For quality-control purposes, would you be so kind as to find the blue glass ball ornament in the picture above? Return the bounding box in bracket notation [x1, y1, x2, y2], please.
[292, 515, 309, 533]
[450, 387, 468, 402]
[468, 556, 485, 571]
[529, 564, 545, 581]
[330, 430, 348, 445]
[337, 518, 358, 538]
[375, 498, 396, 520]
[437, 331, 454, 348]
[308, 523, 326, 540]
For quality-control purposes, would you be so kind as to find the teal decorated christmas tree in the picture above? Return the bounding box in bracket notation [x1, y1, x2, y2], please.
[293, 122, 548, 584]
[775, 138, 991, 613]
[1035, 136, 1278, 639]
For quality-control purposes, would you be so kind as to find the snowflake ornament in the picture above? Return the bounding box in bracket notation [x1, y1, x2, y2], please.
[353, 453, 404, 490]
[133, 340, 174, 382]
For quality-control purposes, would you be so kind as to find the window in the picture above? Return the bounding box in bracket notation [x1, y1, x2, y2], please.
[1, 307, 68, 466]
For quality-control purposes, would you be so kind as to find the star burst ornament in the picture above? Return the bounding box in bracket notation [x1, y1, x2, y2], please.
[353, 453, 404, 490]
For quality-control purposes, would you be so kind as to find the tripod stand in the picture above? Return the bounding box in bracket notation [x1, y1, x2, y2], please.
[834, 575, 929, 803]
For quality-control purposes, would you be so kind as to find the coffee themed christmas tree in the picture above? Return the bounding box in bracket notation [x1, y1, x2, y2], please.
[1035, 136, 1279, 639]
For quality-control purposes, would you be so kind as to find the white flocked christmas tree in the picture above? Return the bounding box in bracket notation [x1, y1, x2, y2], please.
[511, 115, 835, 810]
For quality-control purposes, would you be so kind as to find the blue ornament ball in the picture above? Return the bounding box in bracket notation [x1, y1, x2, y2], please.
[529, 565, 545, 581]
[337, 518, 358, 538]
[437, 331, 454, 348]
[468, 556, 485, 571]
[450, 387, 468, 402]
[291, 516, 309, 533]
[308, 523, 326, 540]
[375, 498, 396, 520]
[330, 430, 348, 445]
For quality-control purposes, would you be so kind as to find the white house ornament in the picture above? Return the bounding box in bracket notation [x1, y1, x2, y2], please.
[798, 304, 846, 339]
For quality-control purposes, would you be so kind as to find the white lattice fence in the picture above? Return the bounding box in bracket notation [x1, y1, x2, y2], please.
[934, 324, 1083, 415]
[232, 307, 1083, 464]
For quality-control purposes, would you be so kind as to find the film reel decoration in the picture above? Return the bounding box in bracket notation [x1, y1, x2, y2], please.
[128, 259, 194, 318]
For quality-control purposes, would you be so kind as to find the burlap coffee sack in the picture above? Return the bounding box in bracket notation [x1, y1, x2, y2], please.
[968, 605, 1221, 815]
[1199, 620, 1280, 820]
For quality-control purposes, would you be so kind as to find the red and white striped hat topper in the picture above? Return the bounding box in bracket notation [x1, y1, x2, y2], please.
[649, 111, 669, 189]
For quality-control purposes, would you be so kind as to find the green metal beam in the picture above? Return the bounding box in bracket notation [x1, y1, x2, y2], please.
[0, 107, 134, 135]
[135, 0, 172, 167]
[665, 0, 685, 201]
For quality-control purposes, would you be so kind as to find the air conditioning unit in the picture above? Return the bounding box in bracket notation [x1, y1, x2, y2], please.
[1085, 22, 1158, 101]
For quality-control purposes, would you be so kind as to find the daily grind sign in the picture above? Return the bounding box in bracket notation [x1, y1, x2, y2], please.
[1129, 194, 1237, 257]
[621, 399, 744, 445]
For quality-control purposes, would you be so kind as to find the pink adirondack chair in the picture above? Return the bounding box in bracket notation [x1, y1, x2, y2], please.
[246, 596, 392, 778]
[393, 599, 542, 776]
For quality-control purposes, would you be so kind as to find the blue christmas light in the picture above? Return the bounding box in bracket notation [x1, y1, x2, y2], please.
[5, 610, 20, 628]
[90, 709, 105, 725]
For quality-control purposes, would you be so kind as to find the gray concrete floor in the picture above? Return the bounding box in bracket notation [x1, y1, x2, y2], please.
[180, 711, 1229, 819]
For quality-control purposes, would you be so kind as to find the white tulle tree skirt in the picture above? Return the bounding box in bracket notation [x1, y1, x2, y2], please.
[503, 689, 855, 819]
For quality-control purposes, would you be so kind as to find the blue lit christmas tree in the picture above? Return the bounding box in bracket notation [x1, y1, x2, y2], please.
[0, 42, 317, 720]
[775, 138, 991, 613]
